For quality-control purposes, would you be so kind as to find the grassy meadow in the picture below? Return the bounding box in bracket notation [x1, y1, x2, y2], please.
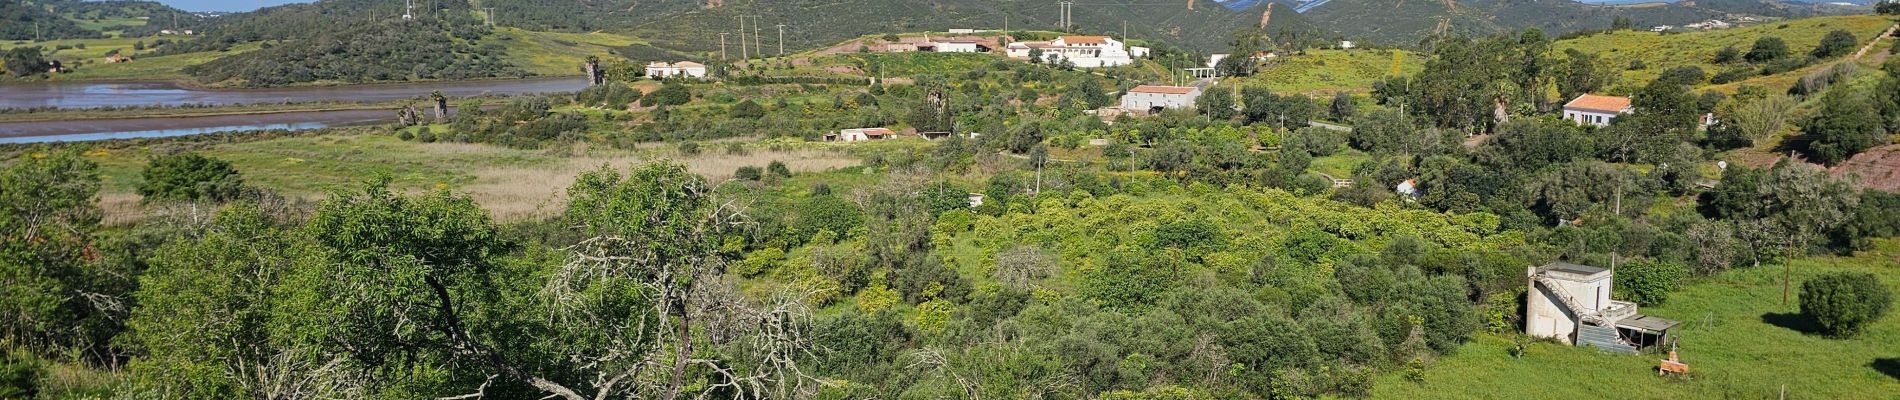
[1372, 238, 1900, 399]
[1246, 49, 1425, 95]
[84, 131, 866, 223]
[491, 28, 655, 76]
[1555, 14, 1897, 93]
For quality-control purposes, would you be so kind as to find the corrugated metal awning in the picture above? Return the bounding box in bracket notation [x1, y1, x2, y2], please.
[1616, 315, 1680, 332]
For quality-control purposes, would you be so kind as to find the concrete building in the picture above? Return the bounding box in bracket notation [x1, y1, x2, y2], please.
[645, 61, 707, 78]
[1006, 35, 1135, 68]
[1119, 85, 1202, 114]
[1562, 94, 1632, 127]
[1526, 262, 1680, 354]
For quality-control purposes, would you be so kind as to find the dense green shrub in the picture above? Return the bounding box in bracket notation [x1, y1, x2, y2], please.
[1745, 36, 1789, 62]
[137, 153, 245, 203]
[1800, 272, 1893, 338]
[734, 166, 763, 181]
[1613, 260, 1687, 306]
[1810, 30, 1858, 59]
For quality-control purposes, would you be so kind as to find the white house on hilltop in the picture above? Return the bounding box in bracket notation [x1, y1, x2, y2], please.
[1119, 85, 1202, 114]
[1006, 35, 1135, 68]
[645, 61, 707, 78]
[1562, 94, 1632, 127]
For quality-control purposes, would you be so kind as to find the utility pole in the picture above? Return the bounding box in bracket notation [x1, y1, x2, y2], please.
[753, 17, 762, 58]
[738, 16, 748, 59]
[719, 32, 729, 60]
[777, 24, 786, 55]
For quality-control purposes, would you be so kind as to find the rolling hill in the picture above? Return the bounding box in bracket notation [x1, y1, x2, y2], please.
[1287, 0, 1876, 46]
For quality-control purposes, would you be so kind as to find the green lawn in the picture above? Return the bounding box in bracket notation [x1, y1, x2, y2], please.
[1373, 239, 1900, 398]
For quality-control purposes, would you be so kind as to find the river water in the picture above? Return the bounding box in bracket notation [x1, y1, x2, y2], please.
[0, 77, 588, 142]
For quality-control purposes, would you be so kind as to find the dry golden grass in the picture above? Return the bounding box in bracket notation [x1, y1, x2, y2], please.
[462, 146, 859, 221]
[99, 191, 145, 227]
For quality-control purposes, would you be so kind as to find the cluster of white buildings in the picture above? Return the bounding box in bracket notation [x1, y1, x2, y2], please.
[645, 61, 707, 78]
[1005, 35, 1149, 68]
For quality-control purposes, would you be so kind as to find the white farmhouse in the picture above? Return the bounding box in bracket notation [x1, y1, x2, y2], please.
[931, 40, 988, 53]
[1005, 35, 1135, 68]
[1119, 85, 1202, 114]
[1526, 262, 1680, 354]
[1562, 94, 1632, 127]
[645, 61, 708, 78]
[1338, 40, 1354, 49]
[826, 128, 896, 142]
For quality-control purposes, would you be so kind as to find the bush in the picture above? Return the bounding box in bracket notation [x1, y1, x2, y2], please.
[1810, 30, 1858, 59]
[734, 166, 763, 181]
[137, 153, 244, 203]
[1613, 260, 1686, 306]
[1745, 36, 1789, 63]
[767, 160, 792, 178]
[1800, 272, 1893, 338]
[677, 141, 702, 156]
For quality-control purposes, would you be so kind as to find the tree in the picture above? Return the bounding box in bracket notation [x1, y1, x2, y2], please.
[0, 150, 115, 356]
[1800, 272, 1893, 338]
[1803, 88, 1885, 165]
[1329, 92, 1356, 122]
[137, 153, 244, 203]
[125, 204, 344, 398]
[547, 162, 825, 398]
[3, 46, 50, 76]
[1722, 94, 1797, 145]
[1745, 36, 1788, 63]
[1196, 87, 1236, 120]
[1810, 29, 1858, 59]
[1613, 260, 1686, 306]
[1880, 0, 1900, 14]
[291, 178, 508, 396]
[1756, 161, 1860, 304]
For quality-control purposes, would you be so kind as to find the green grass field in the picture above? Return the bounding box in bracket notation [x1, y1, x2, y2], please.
[1372, 239, 1900, 399]
[1244, 49, 1424, 95]
[1555, 15, 1897, 93]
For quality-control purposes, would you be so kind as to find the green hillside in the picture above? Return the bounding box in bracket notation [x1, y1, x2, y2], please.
[1373, 238, 1900, 398]
[1554, 14, 1897, 92]
[1298, 0, 1818, 46]
[1240, 48, 1427, 95]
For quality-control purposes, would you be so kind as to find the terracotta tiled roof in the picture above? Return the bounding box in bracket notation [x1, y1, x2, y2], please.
[1128, 85, 1196, 95]
[1058, 35, 1109, 45]
[1564, 94, 1632, 113]
[672, 61, 705, 68]
[862, 128, 894, 136]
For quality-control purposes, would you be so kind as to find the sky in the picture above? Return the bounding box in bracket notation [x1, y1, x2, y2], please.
[155, 0, 309, 12]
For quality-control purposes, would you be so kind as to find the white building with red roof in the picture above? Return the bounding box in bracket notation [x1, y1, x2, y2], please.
[1005, 35, 1136, 68]
[1120, 85, 1202, 113]
[1562, 94, 1633, 127]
